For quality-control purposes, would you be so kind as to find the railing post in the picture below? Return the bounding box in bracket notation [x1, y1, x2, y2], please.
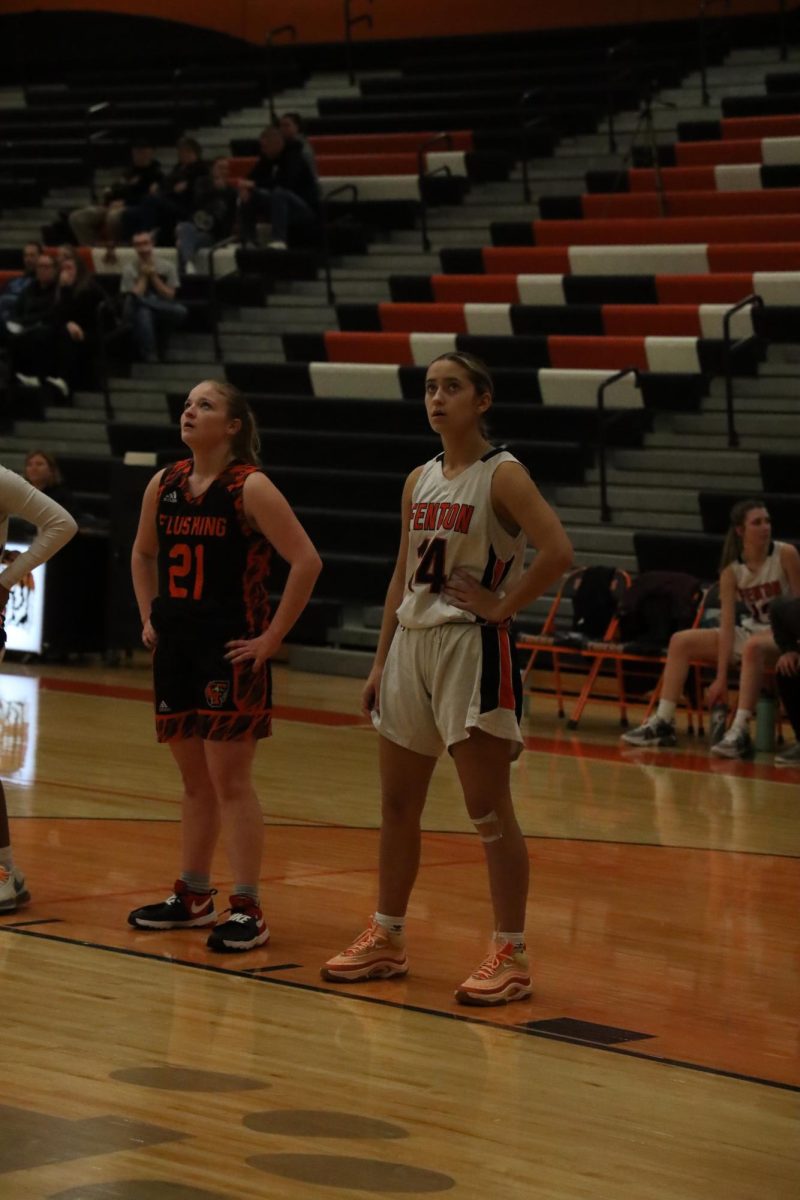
[698, 0, 710, 106]
[417, 132, 453, 252]
[85, 101, 110, 201]
[596, 367, 641, 524]
[519, 91, 545, 204]
[264, 25, 297, 124]
[208, 236, 238, 363]
[723, 293, 764, 449]
[320, 183, 359, 304]
[344, 0, 374, 86]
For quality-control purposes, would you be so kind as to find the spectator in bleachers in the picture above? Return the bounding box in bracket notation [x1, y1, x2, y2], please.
[53, 253, 107, 395]
[124, 137, 210, 245]
[237, 126, 319, 250]
[176, 157, 238, 275]
[279, 112, 318, 178]
[0, 242, 42, 331]
[69, 142, 165, 247]
[767, 595, 800, 766]
[5, 252, 60, 390]
[23, 450, 79, 518]
[623, 500, 800, 759]
[121, 231, 187, 364]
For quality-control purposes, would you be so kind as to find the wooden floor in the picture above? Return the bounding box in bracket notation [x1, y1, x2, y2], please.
[1, 658, 798, 1199]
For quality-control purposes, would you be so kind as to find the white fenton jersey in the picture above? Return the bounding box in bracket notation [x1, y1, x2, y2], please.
[731, 541, 790, 632]
[395, 447, 527, 630]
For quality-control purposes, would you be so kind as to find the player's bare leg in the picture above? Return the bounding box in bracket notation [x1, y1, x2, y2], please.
[377, 736, 436, 916]
[169, 737, 220, 877]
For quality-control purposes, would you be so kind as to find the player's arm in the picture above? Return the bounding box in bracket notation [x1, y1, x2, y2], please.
[443, 462, 573, 623]
[225, 472, 322, 667]
[362, 467, 422, 715]
[0, 467, 78, 610]
[130, 472, 162, 649]
[780, 542, 800, 596]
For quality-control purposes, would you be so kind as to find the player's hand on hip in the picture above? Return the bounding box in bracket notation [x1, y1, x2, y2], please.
[141, 619, 158, 650]
[361, 666, 383, 716]
[442, 567, 505, 623]
[225, 630, 279, 669]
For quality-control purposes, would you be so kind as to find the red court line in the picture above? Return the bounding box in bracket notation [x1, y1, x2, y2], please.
[39, 676, 369, 727]
[36, 676, 795, 781]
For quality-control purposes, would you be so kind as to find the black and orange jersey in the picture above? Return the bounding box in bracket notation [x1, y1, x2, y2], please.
[154, 458, 271, 635]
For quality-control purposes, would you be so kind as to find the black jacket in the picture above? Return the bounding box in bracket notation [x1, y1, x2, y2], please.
[247, 142, 320, 211]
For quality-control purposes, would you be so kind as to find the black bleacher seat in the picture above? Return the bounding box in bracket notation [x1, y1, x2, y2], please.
[760, 453, 800, 494]
[634, 530, 723, 583]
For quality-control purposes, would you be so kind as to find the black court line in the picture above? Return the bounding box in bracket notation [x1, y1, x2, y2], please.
[1, 917, 63, 928]
[242, 963, 303, 973]
[1, 924, 797, 1095]
[8, 815, 800, 859]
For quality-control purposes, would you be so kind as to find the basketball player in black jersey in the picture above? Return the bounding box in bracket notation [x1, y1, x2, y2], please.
[128, 380, 321, 951]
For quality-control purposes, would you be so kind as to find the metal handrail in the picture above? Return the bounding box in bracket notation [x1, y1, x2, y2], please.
[723, 293, 764, 448]
[344, 0, 374, 85]
[417, 132, 453, 252]
[778, 0, 800, 61]
[95, 297, 118, 422]
[265, 24, 297, 123]
[208, 235, 240, 362]
[85, 101, 111, 201]
[519, 89, 547, 203]
[697, 0, 732, 106]
[596, 367, 641, 523]
[321, 183, 359, 304]
[605, 40, 637, 155]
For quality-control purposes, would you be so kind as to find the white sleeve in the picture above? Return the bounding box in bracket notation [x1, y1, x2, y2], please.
[0, 467, 78, 589]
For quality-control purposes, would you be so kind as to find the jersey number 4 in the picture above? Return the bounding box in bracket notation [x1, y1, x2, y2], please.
[412, 537, 446, 593]
[168, 543, 205, 600]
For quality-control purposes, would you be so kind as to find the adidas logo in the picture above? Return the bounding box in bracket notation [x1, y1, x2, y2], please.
[158, 701, 171, 712]
[162, 491, 178, 504]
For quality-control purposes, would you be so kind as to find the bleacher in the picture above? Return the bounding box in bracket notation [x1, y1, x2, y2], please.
[1, 9, 800, 661]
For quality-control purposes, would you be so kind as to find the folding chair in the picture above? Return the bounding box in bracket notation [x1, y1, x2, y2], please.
[518, 566, 630, 720]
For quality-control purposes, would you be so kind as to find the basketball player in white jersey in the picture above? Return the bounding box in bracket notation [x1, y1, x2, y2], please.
[0, 464, 77, 912]
[322, 353, 573, 1005]
[624, 499, 800, 758]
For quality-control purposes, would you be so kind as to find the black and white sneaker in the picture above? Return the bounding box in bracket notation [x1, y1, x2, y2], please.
[128, 879, 217, 929]
[621, 718, 677, 747]
[774, 742, 800, 767]
[710, 728, 754, 759]
[206, 896, 270, 953]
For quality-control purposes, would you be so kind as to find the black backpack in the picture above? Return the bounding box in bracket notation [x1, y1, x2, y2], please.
[617, 571, 703, 653]
[570, 565, 620, 639]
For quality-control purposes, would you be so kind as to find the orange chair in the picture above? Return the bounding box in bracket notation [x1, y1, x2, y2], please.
[518, 566, 631, 721]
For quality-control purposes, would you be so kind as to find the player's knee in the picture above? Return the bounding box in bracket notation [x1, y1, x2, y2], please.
[742, 639, 764, 664]
[471, 808, 503, 844]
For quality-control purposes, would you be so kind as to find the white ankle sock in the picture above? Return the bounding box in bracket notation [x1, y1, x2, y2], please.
[0, 844, 12, 870]
[655, 699, 676, 723]
[497, 930, 526, 951]
[731, 709, 751, 733]
[374, 911, 405, 934]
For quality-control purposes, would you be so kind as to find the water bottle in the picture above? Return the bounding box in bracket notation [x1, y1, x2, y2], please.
[709, 704, 728, 746]
[755, 695, 776, 753]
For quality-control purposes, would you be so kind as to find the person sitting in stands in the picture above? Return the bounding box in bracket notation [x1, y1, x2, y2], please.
[237, 126, 319, 250]
[121, 231, 187, 364]
[176, 157, 238, 274]
[279, 112, 318, 178]
[69, 142, 164, 247]
[23, 449, 79, 517]
[0, 243, 41, 332]
[53, 254, 107, 396]
[5, 253, 61, 394]
[124, 137, 209, 244]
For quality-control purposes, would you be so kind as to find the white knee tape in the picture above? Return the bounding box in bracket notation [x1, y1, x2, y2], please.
[472, 810, 503, 843]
